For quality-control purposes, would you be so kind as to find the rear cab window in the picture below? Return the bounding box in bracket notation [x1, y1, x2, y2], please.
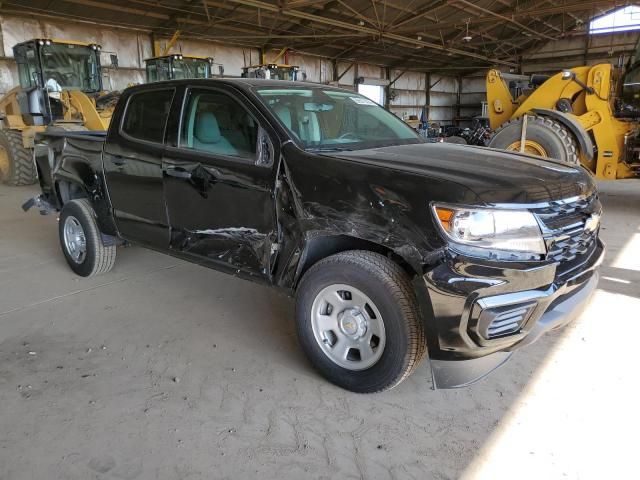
[121, 89, 175, 143]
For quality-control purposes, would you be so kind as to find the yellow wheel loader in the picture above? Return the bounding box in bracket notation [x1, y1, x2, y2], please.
[145, 54, 218, 82]
[486, 44, 640, 180]
[241, 63, 303, 81]
[0, 39, 118, 185]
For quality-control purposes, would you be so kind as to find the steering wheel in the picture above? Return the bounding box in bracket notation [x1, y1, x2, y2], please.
[62, 72, 80, 84]
[337, 132, 360, 141]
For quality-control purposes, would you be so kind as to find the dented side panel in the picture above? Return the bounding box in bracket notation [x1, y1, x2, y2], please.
[272, 142, 476, 288]
[162, 151, 278, 280]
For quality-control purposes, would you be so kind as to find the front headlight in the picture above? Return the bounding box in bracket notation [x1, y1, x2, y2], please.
[432, 204, 546, 260]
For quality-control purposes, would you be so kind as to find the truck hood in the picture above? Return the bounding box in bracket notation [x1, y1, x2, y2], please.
[331, 143, 596, 204]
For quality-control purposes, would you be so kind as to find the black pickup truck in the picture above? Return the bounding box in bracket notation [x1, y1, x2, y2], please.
[26, 79, 604, 393]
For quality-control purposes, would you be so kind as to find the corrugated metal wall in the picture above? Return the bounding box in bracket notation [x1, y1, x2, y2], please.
[0, 14, 266, 92]
[1, 13, 638, 129]
[522, 31, 640, 74]
[388, 71, 426, 121]
[0, 13, 465, 127]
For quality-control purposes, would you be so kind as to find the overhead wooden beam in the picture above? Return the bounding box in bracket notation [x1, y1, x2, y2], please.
[226, 0, 518, 66]
[453, 0, 557, 41]
[394, 0, 616, 33]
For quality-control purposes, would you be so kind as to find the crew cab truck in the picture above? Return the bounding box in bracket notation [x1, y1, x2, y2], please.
[25, 79, 604, 393]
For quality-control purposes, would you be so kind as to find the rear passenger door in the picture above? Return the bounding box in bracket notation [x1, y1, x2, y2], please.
[103, 87, 176, 248]
[162, 86, 279, 280]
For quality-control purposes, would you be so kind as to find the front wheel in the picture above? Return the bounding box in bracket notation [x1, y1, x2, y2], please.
[295, 251, 426, 393]
[59, 199, 116, 277]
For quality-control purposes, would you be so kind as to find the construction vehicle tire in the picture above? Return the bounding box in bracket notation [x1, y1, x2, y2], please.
[0, 129, 36, 186]
[443, 135, 467, 145]
[488, 115, 579, 165]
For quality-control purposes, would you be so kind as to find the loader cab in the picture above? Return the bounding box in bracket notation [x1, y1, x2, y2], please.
[241, 64, 302, 81]
[12, 39, 103, 125]
[145, 55, 213, 82]
[620, 38, 640, 116]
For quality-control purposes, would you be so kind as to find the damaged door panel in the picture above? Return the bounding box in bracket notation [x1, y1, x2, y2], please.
[162, 86, 279, 280]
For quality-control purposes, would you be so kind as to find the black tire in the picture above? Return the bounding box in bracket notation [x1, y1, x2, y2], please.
[488, 115, 579, 165]
[0, 129, 36, 185]
[58, 199, 116, 277]
[295, 250, 427, 393]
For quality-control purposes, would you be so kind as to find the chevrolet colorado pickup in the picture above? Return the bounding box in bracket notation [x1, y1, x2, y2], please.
[25, 79, 604, 393]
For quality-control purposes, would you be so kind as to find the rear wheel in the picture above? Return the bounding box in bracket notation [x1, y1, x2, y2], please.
[0, 129, 36, 185]
[488, 115, 579, 165]
[59, 199, 116, 277]
[295, 251, 426, 393]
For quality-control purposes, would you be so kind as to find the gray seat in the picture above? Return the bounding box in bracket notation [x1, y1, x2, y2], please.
[274, 104, 321, 143]
[193, 111, 237, 156]
[298, 111, 321, 143]
[274, 104, 293, 130]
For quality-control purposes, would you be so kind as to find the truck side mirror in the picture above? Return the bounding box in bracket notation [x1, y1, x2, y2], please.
[255, 126, 274, 167]
[110, 54, 119, 69]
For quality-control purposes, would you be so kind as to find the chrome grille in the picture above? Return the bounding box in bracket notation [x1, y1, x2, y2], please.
[533, 195, 600, 263]
[546, 229, 595, 262]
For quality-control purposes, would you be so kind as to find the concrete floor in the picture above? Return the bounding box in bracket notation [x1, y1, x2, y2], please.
[0, 180, 638, 480]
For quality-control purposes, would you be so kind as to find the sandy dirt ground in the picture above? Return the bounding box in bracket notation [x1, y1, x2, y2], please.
[0, 181, 638, 480]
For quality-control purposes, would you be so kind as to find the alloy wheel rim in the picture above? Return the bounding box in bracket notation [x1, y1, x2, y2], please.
[310, 284, 386, 371]
[63, 215, 87, 264]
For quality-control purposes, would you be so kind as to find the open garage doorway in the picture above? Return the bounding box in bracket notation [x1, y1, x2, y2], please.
[357, 83, 384, 105]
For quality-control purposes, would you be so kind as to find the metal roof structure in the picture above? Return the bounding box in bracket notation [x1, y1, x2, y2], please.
[1, 0, 630, 71]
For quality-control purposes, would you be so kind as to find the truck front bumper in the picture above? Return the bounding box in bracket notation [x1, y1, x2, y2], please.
[421, 239, 604, 388]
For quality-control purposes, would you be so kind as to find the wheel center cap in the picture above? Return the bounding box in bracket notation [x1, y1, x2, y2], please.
[338, 308, 367, 338]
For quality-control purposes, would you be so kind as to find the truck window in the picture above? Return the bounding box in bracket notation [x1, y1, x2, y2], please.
[180, 89, 258, 160]
[122, 89, 174, 143]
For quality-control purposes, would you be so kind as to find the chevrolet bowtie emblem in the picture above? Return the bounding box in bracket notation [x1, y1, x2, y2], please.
[585, 213, 601, 232]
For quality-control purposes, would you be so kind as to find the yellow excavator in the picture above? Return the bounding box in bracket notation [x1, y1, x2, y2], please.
[486, 42, 640, 179]
[0, 38, 118, 185]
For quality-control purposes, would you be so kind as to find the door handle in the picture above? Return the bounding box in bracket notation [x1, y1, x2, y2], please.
[111, 155, 126, 167]
[165, 166, 192, 179]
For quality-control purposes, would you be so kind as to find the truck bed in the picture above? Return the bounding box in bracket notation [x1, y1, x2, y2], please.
[34, 130, 107, 209]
